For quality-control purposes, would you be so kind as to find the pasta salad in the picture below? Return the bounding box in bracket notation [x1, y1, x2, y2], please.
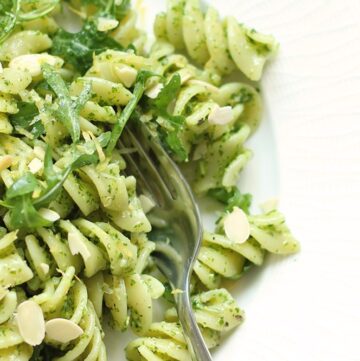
[0, 0, 299, 360]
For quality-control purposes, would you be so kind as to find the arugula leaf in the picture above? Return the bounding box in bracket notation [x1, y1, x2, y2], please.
[34, 153, 98, 208]
[42, 64, 91, 142]
[7, 196, 51, 230]
[153, 74, 182, 115]
[0, 172, 49, 230]
[43, 146, 60, 188]
[150, 74, 188, 161]
[34, 80, 55, 97]
[6, 173, 38, 199]
[106, 70, 156, 154]
[208, 187, 252, 214]
[0, 0, 59, 44]
[0, 0, 19, 44]
[164, 132, 188, 161]
[9, 101, 44, 138]
[97, 131, 111, 147]
[75, 82, 92, 113]
[1, 146, 99, 231]
[50, 21, 123, 74]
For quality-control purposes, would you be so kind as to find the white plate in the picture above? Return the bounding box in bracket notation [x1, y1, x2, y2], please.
[106, 1, 360, 360]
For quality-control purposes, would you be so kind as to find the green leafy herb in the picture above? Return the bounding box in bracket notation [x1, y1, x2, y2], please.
[42, 64, 91, 142]
[150, 74, 188, 161]
[33, 147, 98, 208]
[208, 187, 252, 214]
[6, 172, 38, 199]
[9, 101, 44, 138]
[0, 0, 18, 44]
[5, 196, 52, 230]
[0, 171, 51, 229]
[0, 0, 59, 44]
[1, 145, 99, 231]
[106, 70, 156, 154]
[50, 20, 123, 74]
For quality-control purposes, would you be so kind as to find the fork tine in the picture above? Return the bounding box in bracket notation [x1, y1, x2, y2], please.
[124, 123, 202, 250]
[121, 123, 210, 361]
[127, 123, 196, 205]
[120, 126, 174, 206]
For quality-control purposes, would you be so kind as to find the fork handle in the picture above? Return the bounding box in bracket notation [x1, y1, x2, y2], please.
[176, 291, 213, 361]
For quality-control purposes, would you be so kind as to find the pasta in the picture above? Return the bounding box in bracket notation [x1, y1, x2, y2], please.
[0, 0, 299, 360]
[155, 0, 279, 81]
[127, 289, 243, 360]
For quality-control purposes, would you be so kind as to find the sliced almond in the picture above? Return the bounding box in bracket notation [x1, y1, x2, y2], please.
[68, 231, 91, 261]
[114, 65, 137, 88]
[139, 194, 155, 213]
[97, 17, 119, 32]
[45, 318, 83, 343]
[224, 207, 250, 244]
[0, 155, 13, 171]
[38, 208, 60, 222]
[28, 158, 43, 174]
[208, 105, 233, 125]
[39, 263, 49, 275]
[145, 83, 164, 99]
[16, 300, 45, 346]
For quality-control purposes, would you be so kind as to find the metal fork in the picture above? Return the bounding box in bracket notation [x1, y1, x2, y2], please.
[120, 121, 213, 361]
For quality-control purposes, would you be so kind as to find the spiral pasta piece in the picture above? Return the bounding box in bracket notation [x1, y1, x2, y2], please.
[126, 322, 191, 361]
[248, 210, 300, 254]
[126, 289, 243, 360]
[193, 125, 252, 194]
[104, 272, 164, 334]
[194, 231, 264, 289]
[0, 286, 31, 357]
[32, 267, 107, 361]
[155, 0, 278, 81]
[194, 208, 299, 289]
[166, 289, 243, 332]
[0, 232, 33, 288]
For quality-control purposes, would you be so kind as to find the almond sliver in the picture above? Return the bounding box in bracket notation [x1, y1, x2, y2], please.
[16, 300, 45, 346]
[224, 207, 250, 244]
[45, 318, 83, 343]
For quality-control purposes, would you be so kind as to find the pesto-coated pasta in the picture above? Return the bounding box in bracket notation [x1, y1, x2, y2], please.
[155, 0, 278, 81]
[0, 0, 298, 359]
